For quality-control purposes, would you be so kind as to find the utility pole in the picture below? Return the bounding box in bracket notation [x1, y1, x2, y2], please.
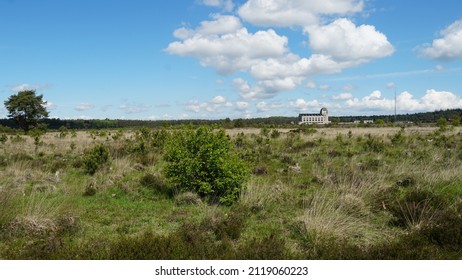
[394, 87, 397, 123]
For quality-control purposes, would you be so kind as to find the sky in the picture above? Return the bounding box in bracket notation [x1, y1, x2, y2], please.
[1, 0, 462, 120]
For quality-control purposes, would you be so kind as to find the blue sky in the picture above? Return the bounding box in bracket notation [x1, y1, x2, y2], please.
[1, 0, 462, 120]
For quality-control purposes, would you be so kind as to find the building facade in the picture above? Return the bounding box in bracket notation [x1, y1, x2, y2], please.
[298, 108, 329, 125]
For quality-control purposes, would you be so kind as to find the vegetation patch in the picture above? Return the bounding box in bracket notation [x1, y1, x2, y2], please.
[1, 125, 462, 259]
[165, 127, 249, 205]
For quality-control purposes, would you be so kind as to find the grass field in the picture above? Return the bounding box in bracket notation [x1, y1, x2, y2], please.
[1, 125, 461, 259]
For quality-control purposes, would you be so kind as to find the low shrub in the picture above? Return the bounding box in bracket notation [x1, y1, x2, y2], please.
[270, 129, 281, 139]
[165, 127, 249, 205]
[420, 201, 462, 250]
[387, 188, 446, 229]
[238, 234, 289, 259]
[363, 134, 385, 152]
[204, 207, 247, 240]
[83, 143, 110, 175]
[0, 134, 7, 143]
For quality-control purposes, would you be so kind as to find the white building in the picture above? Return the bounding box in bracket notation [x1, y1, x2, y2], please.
[298, 108, 329, 125]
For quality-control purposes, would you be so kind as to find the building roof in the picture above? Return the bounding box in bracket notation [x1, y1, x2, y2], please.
[299, 113, 322, 117]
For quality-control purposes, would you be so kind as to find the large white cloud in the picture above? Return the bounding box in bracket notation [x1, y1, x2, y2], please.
[250, 55, 337, 80]
[185, 95, 232, 113]
[289, 98, 322, 112]
[245, 18, 394, 92]
[167, 1, 394, 100]
[345, 90, 395, 111]
[420, 19, 462, 61]
[307, 18, 395, 62]
[419, 89, 462, 110]
[238, 0, 363, 27]
[166, 16, 289, 74]
[233, 78, 274, 100]
[344, 89, 462, 112]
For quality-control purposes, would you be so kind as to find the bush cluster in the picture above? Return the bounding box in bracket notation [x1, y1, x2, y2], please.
[83, 143, 110, 175]
[164, 127, 249, 205]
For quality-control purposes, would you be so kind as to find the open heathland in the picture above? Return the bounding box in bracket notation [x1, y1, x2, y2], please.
[0, 125, 461, 259]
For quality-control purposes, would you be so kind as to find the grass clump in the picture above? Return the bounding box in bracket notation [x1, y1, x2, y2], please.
[139, 173, 168, 194]
[175, 192, 202, 205]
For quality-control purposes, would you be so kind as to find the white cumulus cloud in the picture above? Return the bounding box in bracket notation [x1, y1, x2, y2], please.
[75, 102, 95, 111]
[420, 19, 462, 61]
[201, 0, 234, 11]
[166, 16, 289, 74]
[211, 95, 227, 104]
[256, 101, 284, 112]
[333, 93, 353, 100]
[238, 0, 363, 27]
[185, 95, 233, 113]
[174, 15, 242, 39]
[343, 89, 462, 112]
[307, 18, 395, 62]
[167, 1, 394, 101]
[11, 83, 34, 92]
[289, 98, 322, 112]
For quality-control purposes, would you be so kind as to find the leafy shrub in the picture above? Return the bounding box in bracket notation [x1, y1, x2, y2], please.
[83, 143, 110, 175]
[11, 134, 26, 143]
[233, 132, 248, 149]
[363, 134, 385, 152]
[58, 126, 68, 138]
[270, 129, 281, 139]
[165, 127, 249, 205]
[260, 127, 270, 137]
[0, 134, 7, 144]
[390, 127, 406, 145]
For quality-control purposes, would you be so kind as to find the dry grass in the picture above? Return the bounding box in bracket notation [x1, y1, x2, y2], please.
[240, 177, 288, 212]
[299, 192, 383, 246]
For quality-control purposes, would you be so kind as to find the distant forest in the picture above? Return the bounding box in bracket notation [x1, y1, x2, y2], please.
[1, 109, 461, 131]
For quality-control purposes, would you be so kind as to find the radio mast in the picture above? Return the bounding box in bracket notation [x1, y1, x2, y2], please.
[394, 87, 397, 122]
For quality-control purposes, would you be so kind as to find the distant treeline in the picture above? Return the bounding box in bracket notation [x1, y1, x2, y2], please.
[0, 116, 299, 131]
[1, 109, 461, 131]
[333, 108, 462, 124]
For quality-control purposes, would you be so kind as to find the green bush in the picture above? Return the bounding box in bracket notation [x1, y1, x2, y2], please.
[83, 143, 110, 175]
[363, 134, 385, 152]
[164, 126, 249, 205]
[0, 134, 7, 144]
